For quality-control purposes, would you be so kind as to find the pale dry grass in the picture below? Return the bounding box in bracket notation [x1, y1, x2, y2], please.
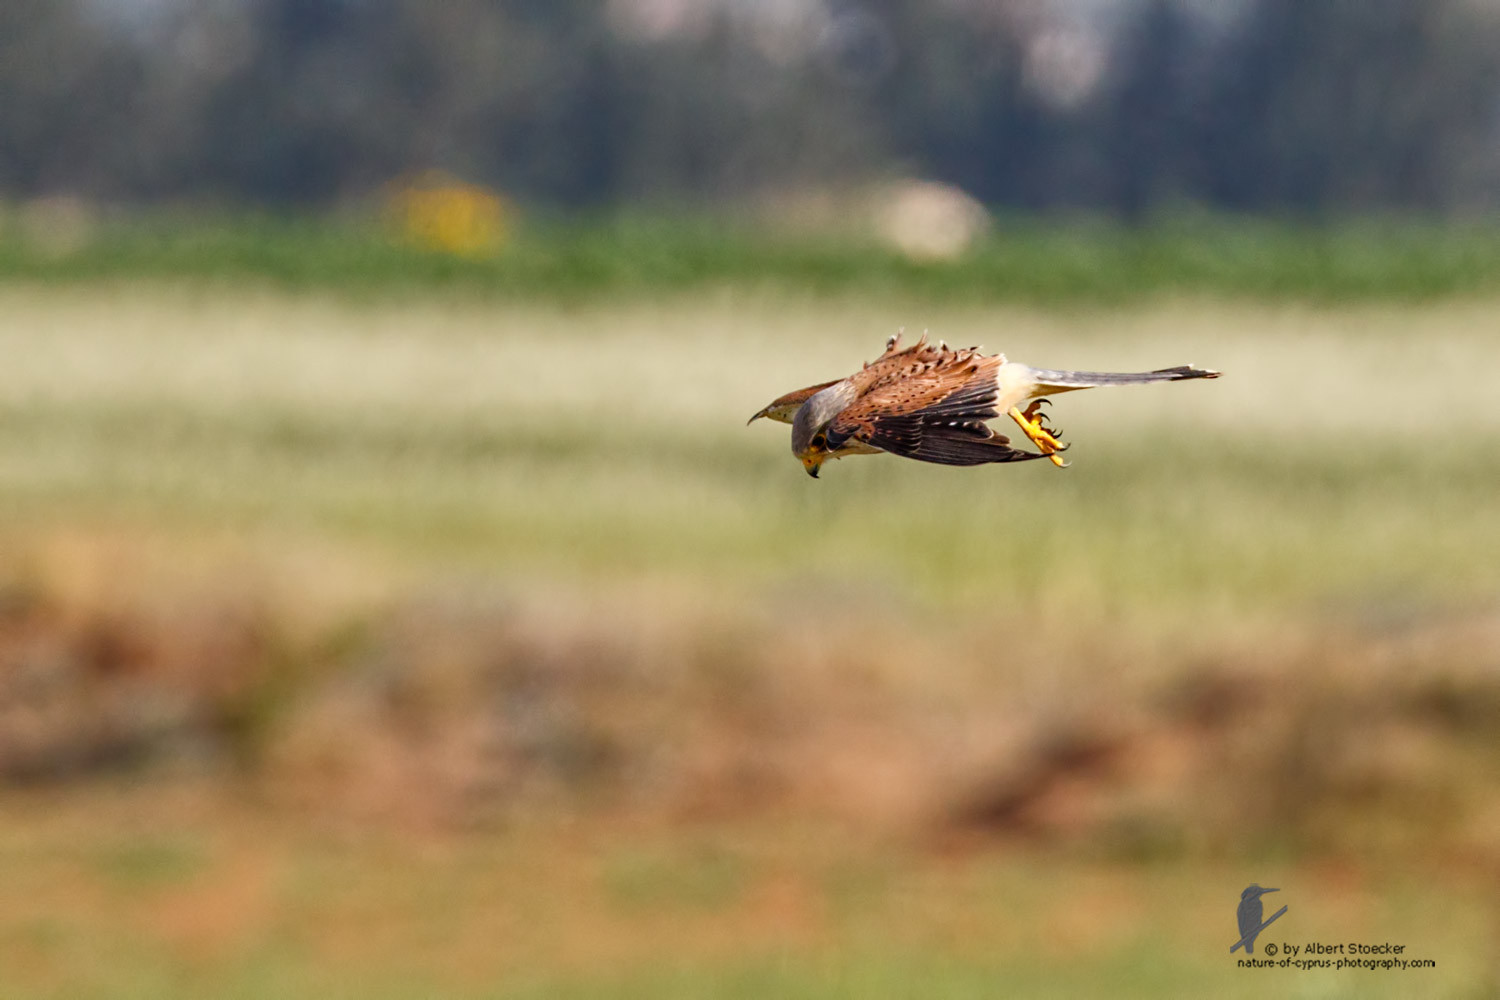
[4, 287, 1499, 436]
[1, 286, 1497, 621]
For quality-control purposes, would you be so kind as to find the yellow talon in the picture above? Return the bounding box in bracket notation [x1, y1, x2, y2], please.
[1009, 404, 1070, 467]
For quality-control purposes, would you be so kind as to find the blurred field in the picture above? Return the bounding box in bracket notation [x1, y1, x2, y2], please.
[2, 285, 1499, 997]
[3, 788, 1495, 1000]
[3, 286, 1497, 609]
[7, 213, 1500, 303]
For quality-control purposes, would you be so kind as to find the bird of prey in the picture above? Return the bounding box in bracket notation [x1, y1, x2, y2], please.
[748, 331, 1219, 477]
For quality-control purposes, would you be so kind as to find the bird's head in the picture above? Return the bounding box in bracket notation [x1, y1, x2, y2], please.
[790, 384, 853, 479]
[1241, 885, 1278, 900]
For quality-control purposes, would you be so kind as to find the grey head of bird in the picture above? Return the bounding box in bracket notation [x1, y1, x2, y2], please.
[790, 382, 856, 478]
[1241, 885, 1278, 900]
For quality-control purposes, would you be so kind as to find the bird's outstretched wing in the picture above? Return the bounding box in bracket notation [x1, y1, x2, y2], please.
[746, 379, 843, 425]
[824, 342, 1044, 466]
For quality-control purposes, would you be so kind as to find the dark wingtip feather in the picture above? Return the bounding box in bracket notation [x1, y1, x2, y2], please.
[902, 427, 1051, 466]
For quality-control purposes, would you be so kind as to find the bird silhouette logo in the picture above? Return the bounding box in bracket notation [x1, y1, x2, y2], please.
[1230, 884, 1287, 954]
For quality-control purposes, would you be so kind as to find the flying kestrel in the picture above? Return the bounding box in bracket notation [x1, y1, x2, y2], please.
[748, 331, 1219, 477]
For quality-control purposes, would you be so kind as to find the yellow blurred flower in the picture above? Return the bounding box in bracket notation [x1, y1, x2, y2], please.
[388, 171, 508, 256]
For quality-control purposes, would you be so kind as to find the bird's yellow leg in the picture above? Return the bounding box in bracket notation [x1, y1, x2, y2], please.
[1008, 401, 1070, 467]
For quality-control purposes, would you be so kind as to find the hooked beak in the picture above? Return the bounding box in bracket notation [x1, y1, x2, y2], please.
[805, 464, 819, 478]
[747, 408, 769, 425]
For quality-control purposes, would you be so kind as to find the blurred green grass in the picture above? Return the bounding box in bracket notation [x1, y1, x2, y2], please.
[2, 285, 1499, 999]
[6, 212, 1500, 303]
[1, 399, 1494, 617]
[2, 794, 1492, 1000]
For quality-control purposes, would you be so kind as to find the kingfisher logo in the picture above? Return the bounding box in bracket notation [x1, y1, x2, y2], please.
[1230, 884, 1286, 954]
[1229, 884, 1436, 972]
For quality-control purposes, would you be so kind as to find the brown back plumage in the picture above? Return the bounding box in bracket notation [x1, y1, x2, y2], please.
[825, 333, 1041, 466]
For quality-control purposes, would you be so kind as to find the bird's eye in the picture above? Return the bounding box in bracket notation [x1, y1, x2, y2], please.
[811, 434, 826, 449]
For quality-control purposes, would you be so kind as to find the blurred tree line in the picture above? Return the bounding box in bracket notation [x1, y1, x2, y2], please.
[2, 0, 1498, 217]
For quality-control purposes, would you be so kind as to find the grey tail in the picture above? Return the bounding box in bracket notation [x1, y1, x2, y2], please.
[1029, 364, 1220, 393]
